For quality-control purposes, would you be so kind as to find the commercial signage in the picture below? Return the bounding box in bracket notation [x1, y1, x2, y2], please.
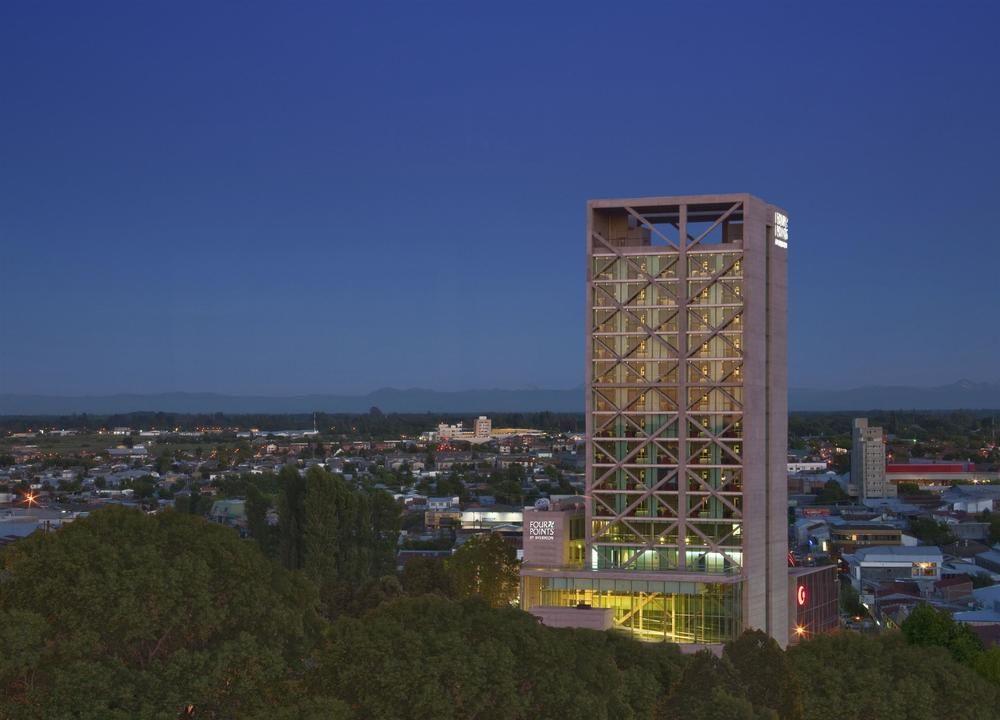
[797, 584, 808, 607]
[774, 212, 789, 249]
[528, 519, 556, 541]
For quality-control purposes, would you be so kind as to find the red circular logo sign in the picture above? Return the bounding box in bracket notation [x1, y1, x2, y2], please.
[797, 585, 808, 607]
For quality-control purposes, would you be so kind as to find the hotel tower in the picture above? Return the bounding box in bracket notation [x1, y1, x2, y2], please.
[522, 194, 790, 646]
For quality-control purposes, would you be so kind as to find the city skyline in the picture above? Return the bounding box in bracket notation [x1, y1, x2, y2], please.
[3, 3, 1000, 716]
[3, 2, 1000, 397]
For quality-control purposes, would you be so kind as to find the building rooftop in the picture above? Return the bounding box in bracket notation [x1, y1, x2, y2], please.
[953, 609, 1000, 624]
[975, 549, 1000, 566]
[788, 564, 836, 579]
[853, 545, 943, 562]
[935, 575, 973, 589]
[829, 520, 903, 531]
[972, 584, 1000, 605]
[943, 485, 1000, 499]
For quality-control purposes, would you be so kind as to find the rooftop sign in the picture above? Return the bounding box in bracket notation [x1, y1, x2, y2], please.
[774, 212, 789, 249]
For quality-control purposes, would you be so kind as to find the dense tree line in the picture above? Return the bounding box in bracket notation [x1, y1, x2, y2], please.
[789, 410, 999, 443]
[0, 508, 324, 719]
[3, 508, 1000, 719]
[0, 411, 585, 437]
[901, 603, 1000, 684]
[6, 409, 995, 446]
[787, 631, 997, 720]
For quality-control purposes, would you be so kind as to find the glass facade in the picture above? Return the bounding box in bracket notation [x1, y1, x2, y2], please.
[568, 515, 586, 567]
[524, 574, 743, 644]
[591, 244, 745, 575]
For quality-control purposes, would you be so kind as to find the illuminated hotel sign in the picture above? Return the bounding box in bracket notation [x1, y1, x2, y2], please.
[797, 584, 808, 607]
[528, 519, 556, 541]
[774, 212, 789, 249]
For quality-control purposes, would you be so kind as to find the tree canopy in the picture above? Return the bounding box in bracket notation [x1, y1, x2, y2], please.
[2, 508, 999, 720]
[313, 595, 686, 720]
[0, 506, 330, 720]
[271, 464, 400, 615]
[788, 631, 999, 720]
[446, 533, 520, 608]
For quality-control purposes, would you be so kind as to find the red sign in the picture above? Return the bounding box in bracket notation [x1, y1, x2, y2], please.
[797, 585, 808, 607]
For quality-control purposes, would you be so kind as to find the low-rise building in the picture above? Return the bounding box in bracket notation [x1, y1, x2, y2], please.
[434, 452, 474, 470]
[829, 520, 903, 553]
[953, 597, 1000, 627]
[107, 444, 149, 458]
[889, 463, 1000, 491]
[384, 454, 425, 472]
[459, 506, 522, 529]
[788, 564, 839, 643]
[940, 484, 1000, 514]
[846, 545, 943, 593]
[974, 548, 1000, 574]
[427, 496, 459, 511]
[787, 461, 828, 474]
[933, 575, 974, 602]
[432, 417, 494, 444]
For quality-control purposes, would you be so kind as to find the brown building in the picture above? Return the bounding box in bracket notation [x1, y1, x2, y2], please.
[934, 575, 974, 603]
[830, 522, 902, 553]
[788, 564, 839, 643]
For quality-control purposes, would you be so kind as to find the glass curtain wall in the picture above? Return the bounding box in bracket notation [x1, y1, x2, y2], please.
[591, 246, 745, 575]
[526, 575, 743, 643]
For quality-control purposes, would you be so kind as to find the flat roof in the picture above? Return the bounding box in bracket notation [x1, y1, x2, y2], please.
[831, 521, 902, 531]
[588, 192, 765, 208]
[854, 545, 943, 561]
[789, 565, 837, 579]
[975, 550, 1000, 564]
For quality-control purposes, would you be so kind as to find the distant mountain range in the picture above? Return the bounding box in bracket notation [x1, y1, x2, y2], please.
[1, 380, 998, 415]
[788, 380, 1000, 412]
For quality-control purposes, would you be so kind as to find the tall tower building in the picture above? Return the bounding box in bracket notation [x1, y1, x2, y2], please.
[852, 418, 892, 500]
[521, 194, 789, 646]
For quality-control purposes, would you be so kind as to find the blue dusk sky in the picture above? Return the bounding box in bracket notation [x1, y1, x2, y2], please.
[2, 1, 998, 396]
